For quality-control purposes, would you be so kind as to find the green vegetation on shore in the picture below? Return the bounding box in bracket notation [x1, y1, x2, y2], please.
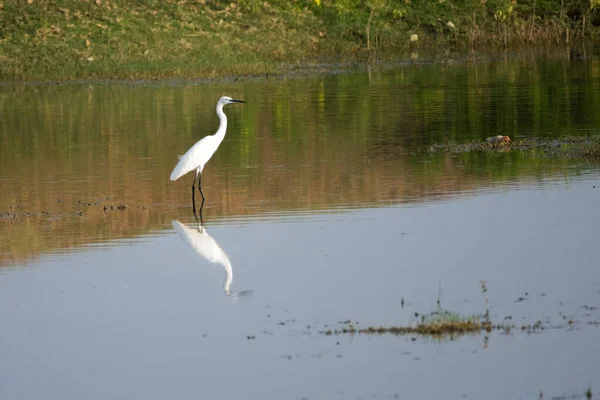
[1, 0, 600, 81]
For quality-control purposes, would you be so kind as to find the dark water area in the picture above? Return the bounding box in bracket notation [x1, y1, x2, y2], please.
[1, 55, 600, 399]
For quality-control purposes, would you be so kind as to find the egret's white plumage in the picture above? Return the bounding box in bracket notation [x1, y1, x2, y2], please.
[170, 96, 246, 217]
[170, 134, 221, 182]
[170, 96, 246, 182]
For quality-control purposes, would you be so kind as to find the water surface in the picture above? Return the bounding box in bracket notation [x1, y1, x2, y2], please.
[1, 55, 600, 399]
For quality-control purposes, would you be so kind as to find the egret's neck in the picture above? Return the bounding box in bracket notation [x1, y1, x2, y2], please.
[214, 103, 228, 142]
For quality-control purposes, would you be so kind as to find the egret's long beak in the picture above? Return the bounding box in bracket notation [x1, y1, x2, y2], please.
[231, 99, 246, 104]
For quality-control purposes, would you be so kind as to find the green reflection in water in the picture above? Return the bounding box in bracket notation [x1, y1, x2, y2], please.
[1, 58, 599, 264]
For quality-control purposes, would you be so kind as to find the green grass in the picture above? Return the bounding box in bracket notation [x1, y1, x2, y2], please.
[1, 0, 600, 81]
[0, 1, 324, 80]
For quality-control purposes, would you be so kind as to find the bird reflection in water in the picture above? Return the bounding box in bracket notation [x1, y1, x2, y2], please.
[172, 219, 252, 298]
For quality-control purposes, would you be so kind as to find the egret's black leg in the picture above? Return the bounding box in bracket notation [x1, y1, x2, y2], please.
[198, 173, 206, 207]
[191, 171, 199, 219]
[192, 190, 200, 225]
[198, 204, 205, 226]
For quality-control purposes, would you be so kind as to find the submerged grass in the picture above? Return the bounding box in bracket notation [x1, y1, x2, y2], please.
[546, 386, 595, 400]
[324, 283, 555, 339]
[324, 309, 508, 338]
[325, 314, 550, 338]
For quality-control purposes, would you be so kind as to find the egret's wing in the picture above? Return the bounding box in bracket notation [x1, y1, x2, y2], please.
[169, 136, 217, 181]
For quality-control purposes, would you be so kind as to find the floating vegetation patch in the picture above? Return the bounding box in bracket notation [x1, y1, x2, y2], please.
[324, 310, 501, 339]
[543, 385, 594, 400]
[324, 311, 558, 339]
[426, 135, 600, 161]
[322, 282, 585, 340]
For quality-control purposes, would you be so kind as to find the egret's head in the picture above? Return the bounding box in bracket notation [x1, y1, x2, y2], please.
[503, 135, 512, 144]
[219, 96, 246, 106]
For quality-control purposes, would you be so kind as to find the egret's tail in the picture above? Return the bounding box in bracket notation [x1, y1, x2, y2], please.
[170, 156, 187, 181]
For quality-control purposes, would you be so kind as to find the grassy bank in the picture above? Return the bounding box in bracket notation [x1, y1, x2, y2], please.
[1, 0, 600, 81]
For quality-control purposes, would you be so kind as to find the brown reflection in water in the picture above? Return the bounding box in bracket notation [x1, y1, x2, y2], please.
[1, 60, 599, 265]
[0, 150, 582, 267]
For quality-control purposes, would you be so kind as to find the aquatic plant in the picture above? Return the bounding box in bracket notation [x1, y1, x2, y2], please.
[426, 136, 600, 162]
[322, 281, 581, 339]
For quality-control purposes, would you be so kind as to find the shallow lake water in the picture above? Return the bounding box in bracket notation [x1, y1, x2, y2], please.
[1, 55, 600, 399]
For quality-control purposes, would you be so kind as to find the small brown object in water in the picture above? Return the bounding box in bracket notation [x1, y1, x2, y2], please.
[485, 135, 511, 145]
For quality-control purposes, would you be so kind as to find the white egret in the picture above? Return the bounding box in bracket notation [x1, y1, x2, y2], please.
[170, 96, 246, 217]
